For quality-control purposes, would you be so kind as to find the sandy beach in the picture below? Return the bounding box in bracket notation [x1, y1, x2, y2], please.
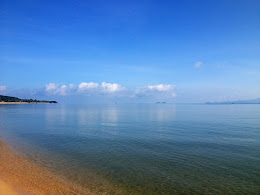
[0, 180, 21, 195]
[0, 102, 31, 104]
[0, 140, 95, 195]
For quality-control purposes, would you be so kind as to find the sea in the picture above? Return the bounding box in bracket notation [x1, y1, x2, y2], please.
[0, 103, 259, 194]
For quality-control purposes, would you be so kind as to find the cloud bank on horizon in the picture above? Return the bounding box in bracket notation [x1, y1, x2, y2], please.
[45, 82, 176, 98]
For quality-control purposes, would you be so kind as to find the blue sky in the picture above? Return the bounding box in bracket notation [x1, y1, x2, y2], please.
[0, 0, 259, 103]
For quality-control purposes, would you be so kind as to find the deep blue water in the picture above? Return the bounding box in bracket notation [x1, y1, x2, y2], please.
[0, 104, 259, 194]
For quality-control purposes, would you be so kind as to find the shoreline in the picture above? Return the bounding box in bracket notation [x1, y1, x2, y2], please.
[0, 102, 55, 104]
[0, 140, 94, 195]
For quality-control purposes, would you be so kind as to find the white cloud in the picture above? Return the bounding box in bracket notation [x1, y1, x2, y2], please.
[101, 82, 124, 93]
[194, 61, 202, 69]
[148, 84, 175, 91]
[45, 83, 59, 92]
[0, 85, 7, 92]
[45, 83, 75, 96]
[45, 82, 125, 95]
[171, 93, 176, 97]
[133, 84, 176, 98]
[59, 85, 69, 96]
[146, 84, 176, 97]
[78, 82, 99, 92]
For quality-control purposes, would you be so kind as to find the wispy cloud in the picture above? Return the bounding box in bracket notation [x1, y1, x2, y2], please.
[0, 85, 7, 92]
[0, 57, 81, 65]
[194, 61, 202, 69]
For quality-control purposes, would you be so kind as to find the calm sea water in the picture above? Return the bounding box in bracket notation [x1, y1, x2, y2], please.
[0, 104, 259, 194]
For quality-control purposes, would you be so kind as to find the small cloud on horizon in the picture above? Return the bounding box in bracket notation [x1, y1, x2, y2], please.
[45, 83, 75, 96]
[101, 82, 125, 93]
[147, 84, 176, 97]
[78, 82, 99, 92]
[77, 82, 125, 94]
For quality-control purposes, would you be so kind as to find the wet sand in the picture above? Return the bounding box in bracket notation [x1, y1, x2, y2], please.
[0, 140, 97, 195]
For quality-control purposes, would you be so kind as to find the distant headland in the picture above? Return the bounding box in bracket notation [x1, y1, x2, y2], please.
[156, 102, 167, 104]
[0, 95, 57, 104]
[206, 98, 260, 104]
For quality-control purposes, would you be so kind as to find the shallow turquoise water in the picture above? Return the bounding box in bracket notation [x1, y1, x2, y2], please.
[0, 104, 259, 194]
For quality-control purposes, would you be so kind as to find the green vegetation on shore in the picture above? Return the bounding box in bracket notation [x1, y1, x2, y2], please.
[0, 95, 57, 103]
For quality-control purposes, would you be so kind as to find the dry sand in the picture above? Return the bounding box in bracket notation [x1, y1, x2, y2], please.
[0, 140, 98, 195]
[0, 180, 21, 195]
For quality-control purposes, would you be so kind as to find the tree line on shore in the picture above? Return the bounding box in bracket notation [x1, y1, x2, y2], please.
[0, 95, 57, 103]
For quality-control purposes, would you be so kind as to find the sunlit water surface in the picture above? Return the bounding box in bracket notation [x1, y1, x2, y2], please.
[0, 104, 259, 194]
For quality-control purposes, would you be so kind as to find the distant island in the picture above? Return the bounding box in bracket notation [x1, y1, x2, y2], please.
[156, 102, 167, 104]
[206, 98, 260, 104]
[0, 95, 57, 104]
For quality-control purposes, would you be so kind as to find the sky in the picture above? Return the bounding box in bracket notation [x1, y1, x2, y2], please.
[0, 0, 259, 103]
